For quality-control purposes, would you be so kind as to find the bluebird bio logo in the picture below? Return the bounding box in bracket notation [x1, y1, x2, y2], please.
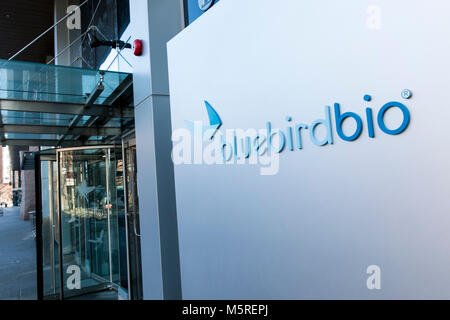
[171, 91, 412, 176]
[198, 0, 214, 11]
[185, 101, 222, 140]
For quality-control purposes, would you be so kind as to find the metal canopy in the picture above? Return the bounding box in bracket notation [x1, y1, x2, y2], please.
[0, 59, 134, 147]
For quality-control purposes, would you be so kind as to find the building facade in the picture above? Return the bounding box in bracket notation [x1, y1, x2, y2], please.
[2, 0, 450, 300]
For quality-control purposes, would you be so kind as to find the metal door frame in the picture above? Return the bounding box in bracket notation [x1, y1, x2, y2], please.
[35, 151, 60, 300]
[35, 153, 44, 300]
[121, 130, 143, 300]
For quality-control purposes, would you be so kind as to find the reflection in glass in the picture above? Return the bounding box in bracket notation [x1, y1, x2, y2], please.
[58, 148, 122, 298]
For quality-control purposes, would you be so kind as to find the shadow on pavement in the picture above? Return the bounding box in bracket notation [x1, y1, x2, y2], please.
[0, 207, 37, 300]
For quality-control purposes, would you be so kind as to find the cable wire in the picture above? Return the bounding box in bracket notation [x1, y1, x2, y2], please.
[81, 0, 104, 45]
[46, 28, 92, 65]
[47, 0, 103, 66]
[8, 0, 90, 61]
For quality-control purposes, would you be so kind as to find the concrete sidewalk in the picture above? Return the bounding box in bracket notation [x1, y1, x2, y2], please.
[0, 207, 37, 300]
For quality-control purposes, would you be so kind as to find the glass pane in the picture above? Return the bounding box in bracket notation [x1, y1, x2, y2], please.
[58, 147, 122, 299]
[107, 149, 121, 287]
[41, 159, 60, 299]
[0, 59, 131, 104]
[125, 143, 143, 299]
[1, 111, 91, 126]
[111, 149, 128, 290]
[5, 133, 60, 140]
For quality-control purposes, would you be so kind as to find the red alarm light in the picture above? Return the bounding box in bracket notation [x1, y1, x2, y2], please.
[133, 40, 143, 56]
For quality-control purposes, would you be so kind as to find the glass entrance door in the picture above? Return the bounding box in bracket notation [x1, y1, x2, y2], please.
[57, 146, 125, 299]
[38, 145, 137, 300]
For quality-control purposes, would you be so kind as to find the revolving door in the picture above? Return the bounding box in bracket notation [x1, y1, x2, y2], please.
[36, 145, 141, 300]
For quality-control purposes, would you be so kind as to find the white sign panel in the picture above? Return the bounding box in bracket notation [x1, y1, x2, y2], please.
[168, 0, 450, 299]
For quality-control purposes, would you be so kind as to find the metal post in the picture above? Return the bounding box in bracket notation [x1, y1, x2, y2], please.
[34, 154, 44, 300]
[57, 151, 64, 300]
[105, 149, 113, 284]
